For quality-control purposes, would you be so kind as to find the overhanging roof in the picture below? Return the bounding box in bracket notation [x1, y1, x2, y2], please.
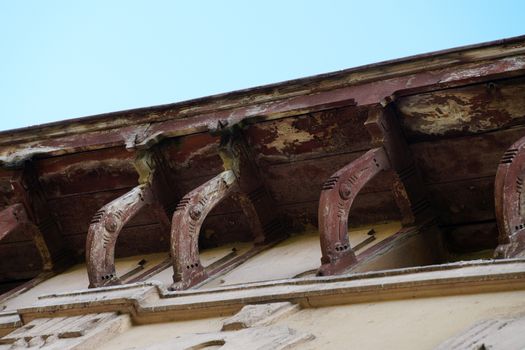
[1, 35, 525, 285]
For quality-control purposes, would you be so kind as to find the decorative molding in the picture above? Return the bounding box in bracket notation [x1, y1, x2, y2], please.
[10, 259, 525, 325]
[0, 312, 130, 350]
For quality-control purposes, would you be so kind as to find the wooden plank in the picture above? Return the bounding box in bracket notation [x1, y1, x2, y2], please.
[279, 191, 401, 232]
[261, 152, 393, 204]
[399, 77, 525, 140]
[244, 107, 370, 164]
[429, 177, 495, 225]
[161, 134, 223, 181]
[412, 127, 525, 183]
[48, 189, 161, 236]
[36, 147, 137, 199]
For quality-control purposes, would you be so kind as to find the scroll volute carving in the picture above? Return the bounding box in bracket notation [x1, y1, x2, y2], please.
[318, 104, 437, 276]
[318, 147, 390, 275]
[170, 170, 237, 290]
[86, 149, 172, 288]
[169, 127, 282, 290]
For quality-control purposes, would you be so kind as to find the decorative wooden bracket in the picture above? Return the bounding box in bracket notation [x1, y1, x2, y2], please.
[318, 104, 436, 275]
[318, 148, 390, 275]
[494, 136, 525, 258]
[170, 170, 237, 290]
[7, 162, 70, 272]
[86, 149, 172, 287]
[0, 203, 53, 270]
[169, 127, 281, 290]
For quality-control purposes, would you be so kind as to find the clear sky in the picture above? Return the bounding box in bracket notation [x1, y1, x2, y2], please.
[0, 1, 524, 131]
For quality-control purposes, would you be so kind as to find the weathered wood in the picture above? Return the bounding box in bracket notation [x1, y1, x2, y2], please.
[318, 104, 440, 275]
[86, 184, 170, 287]
[244, 107, 370, 164]
[170, 170, 237, 290]
[0, 241, 43, 282]
[0, 204, 52, 274]
[318, 148, 390, 275]
[85, 149, 174, 287]
[2, 38, 525, 283]
[7, 163, 70, 271]
[411, 127, 525, 183]
[1, 43, 523, 156]
[494, 135, 525, 258]
[399, 76, 525, 140]
[170, 128, 283, 290]
[37, 147, 137, 199]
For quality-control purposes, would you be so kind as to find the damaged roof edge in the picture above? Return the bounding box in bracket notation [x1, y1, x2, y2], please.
[2, 34, 525, 143]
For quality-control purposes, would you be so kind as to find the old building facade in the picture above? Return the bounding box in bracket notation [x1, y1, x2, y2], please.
[1, 35, 525, 349]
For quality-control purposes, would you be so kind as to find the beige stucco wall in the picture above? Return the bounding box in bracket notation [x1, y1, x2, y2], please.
[99, 289, 525, 350]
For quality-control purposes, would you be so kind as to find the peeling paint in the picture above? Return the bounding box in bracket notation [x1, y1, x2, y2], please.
[40, 159, 134, 179]
[0, 147, 62, 167]
[440, 56, 525, 83]
[398, 77, 525, 137]
[2, 38, 525, 283]
[265, 121, 315, 154]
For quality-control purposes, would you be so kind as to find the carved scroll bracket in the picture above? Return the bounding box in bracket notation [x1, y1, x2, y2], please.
[318, 103, 438, 275]
[318, 147, 390, 275]
[495, 136, 525, 258]
[170, 170, 237, 290]
[86, 149, 173, 288]
[169, 126, 282, 290]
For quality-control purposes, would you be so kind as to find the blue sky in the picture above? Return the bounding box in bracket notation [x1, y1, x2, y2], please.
[0, 1, 524, 131]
